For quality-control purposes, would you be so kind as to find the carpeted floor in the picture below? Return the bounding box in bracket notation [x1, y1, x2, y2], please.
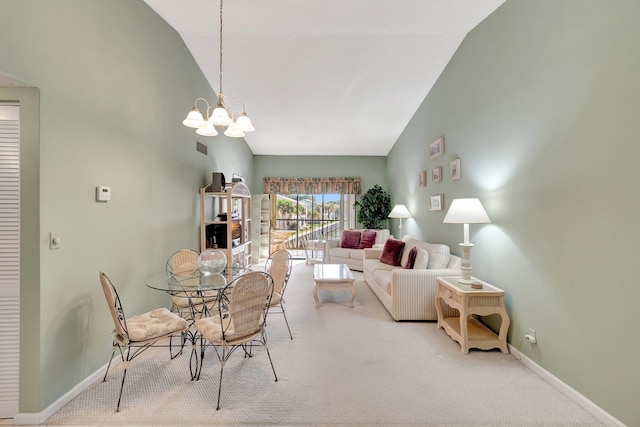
[46, 262, 605, 426]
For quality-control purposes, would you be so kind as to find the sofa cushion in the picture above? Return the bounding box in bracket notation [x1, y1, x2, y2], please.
[379, 238, 405, 266]
[330, 247, 353, 259]
[418, 242, 450, 269]
[358, 230, 377, 249]
[413, 248, 429, 269]
[348, 249, 363, 259]
[341, 230, 361, 249]
[371, 229, 391, 245]
[403, 246, 417, 269]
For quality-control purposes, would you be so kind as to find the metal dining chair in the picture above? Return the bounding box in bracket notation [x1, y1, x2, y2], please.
[99, 271, 188, 412]
[166, 249, 218, 320]
[265, 249, 294, 339]
[193, 271, 278, 410]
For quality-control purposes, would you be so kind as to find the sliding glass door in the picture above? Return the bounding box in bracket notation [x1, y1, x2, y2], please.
[273, 193, 353, 256]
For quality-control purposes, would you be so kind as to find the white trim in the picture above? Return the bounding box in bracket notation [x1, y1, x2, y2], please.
[509, 343, 625, 427]
[13, 357, 121, 425]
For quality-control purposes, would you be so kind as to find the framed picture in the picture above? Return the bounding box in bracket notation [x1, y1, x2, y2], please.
[429, 194, 443, 211]
[429, 136, 444, 160]
[450, 159, 461, 181]
[419, 170, 427, 187]
[432, 166, 442, 183]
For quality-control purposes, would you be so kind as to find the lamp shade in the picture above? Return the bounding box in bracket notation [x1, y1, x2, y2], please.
[196, 121, 219, 136]
[388, 204, 411, 219]
[443, 198, 490, 224]
[182, 108, 205, 128]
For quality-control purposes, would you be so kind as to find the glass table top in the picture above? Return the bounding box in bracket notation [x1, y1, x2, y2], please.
[145, 266, 249, 293]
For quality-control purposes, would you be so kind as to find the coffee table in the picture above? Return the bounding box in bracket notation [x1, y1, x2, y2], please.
[313, 263, 355, 308]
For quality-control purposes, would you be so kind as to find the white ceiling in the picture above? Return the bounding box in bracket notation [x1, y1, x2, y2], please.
[144, 0, 505, 156]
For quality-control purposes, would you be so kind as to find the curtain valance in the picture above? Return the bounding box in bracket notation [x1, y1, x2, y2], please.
[263, 177, 361, 195]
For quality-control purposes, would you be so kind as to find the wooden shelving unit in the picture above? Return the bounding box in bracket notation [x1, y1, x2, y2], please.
[251, 194, 271, 264]
[200, 181, 252, 273]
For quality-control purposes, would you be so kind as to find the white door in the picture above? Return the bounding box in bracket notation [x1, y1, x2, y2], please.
[0, 104, 20, 417]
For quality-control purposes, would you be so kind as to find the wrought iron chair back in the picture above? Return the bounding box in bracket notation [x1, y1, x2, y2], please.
[264, 249, 294, 339]
[100, 271, 129, 341]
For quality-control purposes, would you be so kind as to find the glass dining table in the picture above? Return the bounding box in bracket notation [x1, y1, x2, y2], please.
[145, 265, 250, 380]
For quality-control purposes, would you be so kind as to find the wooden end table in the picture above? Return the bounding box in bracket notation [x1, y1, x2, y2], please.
[313, 264, 355, 308]
[435, 276, 510, 354]
[305, 239, 326, 264]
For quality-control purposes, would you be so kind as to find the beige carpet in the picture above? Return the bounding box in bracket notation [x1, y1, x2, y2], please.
[46, 262, 604, 426]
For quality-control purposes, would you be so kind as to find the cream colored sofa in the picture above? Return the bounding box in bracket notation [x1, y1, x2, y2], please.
[326, 229, 391, 271]
[363, 238, 462, 321]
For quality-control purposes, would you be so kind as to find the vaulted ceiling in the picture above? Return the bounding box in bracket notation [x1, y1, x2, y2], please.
[144, 0, 505, 156]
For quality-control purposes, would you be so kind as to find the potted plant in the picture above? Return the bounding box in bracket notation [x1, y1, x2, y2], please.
[354, 184, 392, 229]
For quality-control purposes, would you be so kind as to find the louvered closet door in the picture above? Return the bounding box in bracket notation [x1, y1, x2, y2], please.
[0, 104, 20, 417]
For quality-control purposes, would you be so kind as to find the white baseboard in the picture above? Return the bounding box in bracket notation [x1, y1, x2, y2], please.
[508, 343, 625, 427]
[13, 357, 121, 426]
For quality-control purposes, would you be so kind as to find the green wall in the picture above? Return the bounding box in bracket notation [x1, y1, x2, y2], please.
[388, 1, 640, 425]
[0, 0, 253, 411]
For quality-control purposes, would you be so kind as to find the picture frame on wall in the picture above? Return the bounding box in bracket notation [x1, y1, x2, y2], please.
[419, 170, 427, 187]
[429, 194, 443, 211]
[432, 166, 442, 183]
[450, 159, 461, 181]
[429, 136, 444, 160]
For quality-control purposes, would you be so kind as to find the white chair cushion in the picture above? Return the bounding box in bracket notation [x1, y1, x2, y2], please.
[195, 315, 260, 343]
[126, 308, 187, 342]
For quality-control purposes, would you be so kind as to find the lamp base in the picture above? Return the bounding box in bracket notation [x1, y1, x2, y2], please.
[458, 278, 483, 289]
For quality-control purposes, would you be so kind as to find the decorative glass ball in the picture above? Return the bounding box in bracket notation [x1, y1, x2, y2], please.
[198, 249, 227, 276]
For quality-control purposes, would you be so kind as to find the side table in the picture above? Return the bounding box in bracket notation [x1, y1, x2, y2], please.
[435, 276, 510, 354]
[305, 239, 326, 264]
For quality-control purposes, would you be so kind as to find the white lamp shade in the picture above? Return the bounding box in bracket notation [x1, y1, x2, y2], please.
[182, 108, 205, 128]
[224, 122, 246, 138]
[443, 198, 491, 224]
[236, 113, 255, 132]
[211, 106, 232, 126]
[388, 204, 411, 219]
[196, 121, 219, 136]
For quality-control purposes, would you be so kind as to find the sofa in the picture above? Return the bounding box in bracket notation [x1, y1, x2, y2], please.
[326, 229, 391, 271]
[363, 237, 462, 321]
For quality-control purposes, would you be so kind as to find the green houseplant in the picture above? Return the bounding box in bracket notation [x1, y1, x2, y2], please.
[354, 184, 392, 229]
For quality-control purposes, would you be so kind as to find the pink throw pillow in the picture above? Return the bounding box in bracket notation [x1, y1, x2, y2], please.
[358, 230, 377, 249]
[341, 230, 361, 249]
[379, 238, 406, 266]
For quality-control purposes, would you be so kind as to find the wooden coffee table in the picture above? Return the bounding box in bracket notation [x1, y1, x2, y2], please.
[313, 264, 355, 308]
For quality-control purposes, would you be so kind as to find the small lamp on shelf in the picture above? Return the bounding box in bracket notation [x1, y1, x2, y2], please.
[388, 204, 411, 237]
[443, 198, 491, 288]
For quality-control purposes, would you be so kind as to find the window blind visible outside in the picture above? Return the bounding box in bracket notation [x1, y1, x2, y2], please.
[0, 105, 20, 417]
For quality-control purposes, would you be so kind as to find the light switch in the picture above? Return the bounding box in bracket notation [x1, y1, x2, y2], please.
[50, 232, 61, 250]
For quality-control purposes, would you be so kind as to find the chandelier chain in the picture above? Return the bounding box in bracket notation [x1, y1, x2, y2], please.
[218, 0, 224, 96]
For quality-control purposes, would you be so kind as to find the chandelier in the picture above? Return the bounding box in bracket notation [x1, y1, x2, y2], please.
[182, 0, 254, 138]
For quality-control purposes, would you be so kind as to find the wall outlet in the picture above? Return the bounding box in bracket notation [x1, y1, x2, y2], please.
[524, 328, 537, 344]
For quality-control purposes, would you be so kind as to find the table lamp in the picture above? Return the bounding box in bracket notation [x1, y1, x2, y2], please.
[388, 204, 411, 237]
[443, 198, 491, 288]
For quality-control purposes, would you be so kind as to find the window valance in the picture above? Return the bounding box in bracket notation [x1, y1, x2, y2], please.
[263, 177, 361, 195]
